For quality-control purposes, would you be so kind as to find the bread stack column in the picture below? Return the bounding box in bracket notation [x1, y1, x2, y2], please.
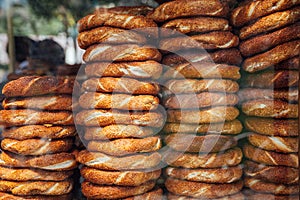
[231, 1, 299, 199]
[148, 0, 244, 199]
[0, 76, 78, 199]
[75, 7, 165, 199]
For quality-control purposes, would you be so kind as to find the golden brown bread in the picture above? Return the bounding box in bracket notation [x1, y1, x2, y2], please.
[0, 166, 73, 181]
[85, 60, 162, 79]
[78, 27, 147, 49]
[0, 110, 74, 127]
[87, 137, 161, 156]
[83, 44, 161, 62]
[162, 62, 240, 80]
[243, 143, 298, 168]
[161, 17, 231, 37]
[79, 93, 159, 110]
[81, 180, 155, 199]
[0, 192, 73, 200]
[166, 165, 242, 183]
[240, 23, 300, 57]
[243, 40, 300, 73]
[147, 0, 229, 22]
[164, 147, 243, 168]
[239, 6, 300, 40]
[244, 117, 298, 137]
[164, 134, 237, 153]
[76, 109, 164, 127]
[81, 166, 161, 186]
[244, 177, 299, 195]
[244, 70, 299, 88]
[1, 138, 74, 156]
[165, 79, 239, 94]
[165, 178, 243, 199]
[163, 120, 243, 135]
[242, 99, 298, 118]
[164, 93, 238, 109]
[162, 48, 242, 66]
[82, 77, 160, 95]
[159, 31, 239, 51]
[122, 188, 163, 200]
[2, 125, 76, 140]
[76, 150, 161, 170]
[248, 133, 298, 153]
[238, 88, 298, 103]
[77, 12, 157, 33]
[244, 190, 299, 200]
[0, 150, 77, 171]
[2, 76, 77, 97]
[84, 125, 155, 140]
[167, 106, 239, 124]
[0, 179, 73, 196]
[230, 0, 300, 27]
[3, 95, 74, 111]
[244, 160, 299, 185]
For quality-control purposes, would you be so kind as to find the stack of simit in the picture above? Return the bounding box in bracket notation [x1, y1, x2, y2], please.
[231, 0, 299, 199]
[148, 0, 244, 199]
[75, 6, 164, 199]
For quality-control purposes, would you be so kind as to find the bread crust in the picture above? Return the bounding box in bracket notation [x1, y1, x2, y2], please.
[79, 93, 159, 110]
[163, 120, 243, 135]
[167, 192, 245, 200]
[244, 160, 298, 185]
[78, 27, 147, 49]
[165, 134, 237, 153]
[231, 0, 300, 27]
[163, 62, 240, 80]
[0, 110, 74, 127]
[0, 151, 77, 171]
[238, 88, 298, 103]
[243, 40, 300, 73]
[87, 137, 161, 156]
[239, 6, 300, 40]
[1, 138, 74, 156]
[2, 76, 77, 97]
[81, 166, 161, 186]
[165, 178, 243, 199]
[248, 133, 298, 153]
[85, 60, 162, 79]
[76, 150, 161, 170]
[161, 17, 230, 37]
[81, 180, 155, 199]
[166, 165, 242, 183]
[244, 70, 299, 88]
[164, 147, 243, 168]
[164, 93, 238, 109]
[166, 79, 239, 94]
[82, 77, 160, 95]
[160, 31, 239, 51]
[147, 0, 229, 22]
[84, 125, 155, 140]
[2, 125, 76, 140]
[77, 13, 157, 33]
[83, 44, 161, 62]
[243, 190, 299, 200]
[242, 99, 298, 118]
[244, 117, 298, 137]
[0, 166, 73, 181]
[167, 106, 239, 124]
[0, 192, 73, 200]
[3, 95, 74, 111]
[244, 177, 299, 195]
[240, 23, 300, 57]
[0, 180, 73, 196]
[162, 48, 242, 66]
[243, 143, 298, 168]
